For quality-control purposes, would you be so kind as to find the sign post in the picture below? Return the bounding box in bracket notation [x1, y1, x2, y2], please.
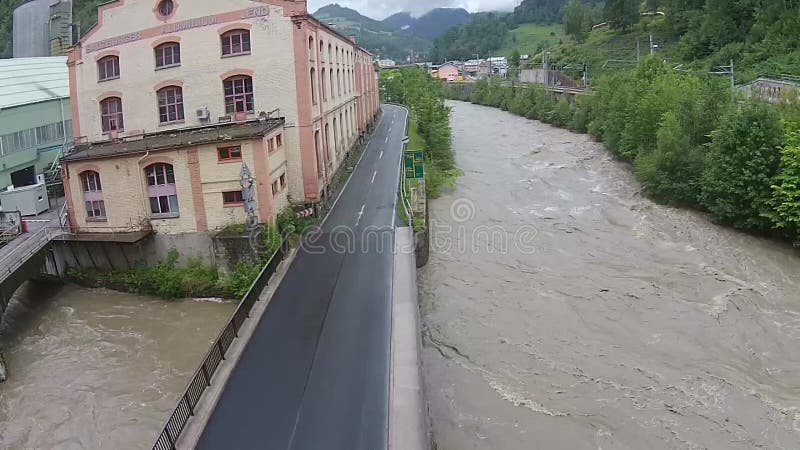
[404, 150, 424, 179]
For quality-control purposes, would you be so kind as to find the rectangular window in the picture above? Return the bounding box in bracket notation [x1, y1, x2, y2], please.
[271, 180, 279, 196]
[280, 174, 286, 189]
[222, 190, 245, 205]
[149, 194, 179, 215]
[218, 146, 242, 162]
[267, 139, 274, 153]
[276, 134, 283, 148]
[85, 200, 106, 219]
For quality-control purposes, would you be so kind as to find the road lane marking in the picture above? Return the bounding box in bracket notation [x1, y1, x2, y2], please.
[371, 170, 377, 184]
[356, 204, 365, 226]
[385, 136, 389, 143]
[379, 151, 383, 159]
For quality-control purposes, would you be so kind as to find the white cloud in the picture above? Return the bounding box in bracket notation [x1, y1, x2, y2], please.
[306, 0, 519, 20]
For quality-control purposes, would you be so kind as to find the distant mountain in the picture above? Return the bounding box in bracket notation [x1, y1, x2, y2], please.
[312, 4, 432, 61]
[380, 8, 473, 39]
[411, 8, 472, 39]
[383, 12, 414, 31]
[314, 4, 395, 32]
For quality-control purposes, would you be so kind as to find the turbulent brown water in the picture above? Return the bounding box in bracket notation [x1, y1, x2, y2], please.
[0, 283, 234, 449]
[420, 101, 800, 450]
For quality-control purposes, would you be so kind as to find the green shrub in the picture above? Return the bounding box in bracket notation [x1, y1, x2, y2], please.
[635, 111, 705, 206]
[770, 120, 800, 236]
[700, 102, 784, 232]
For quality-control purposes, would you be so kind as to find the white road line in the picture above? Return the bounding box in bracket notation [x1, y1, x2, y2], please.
[356, 204, 365, 227]
[379, 151, 384, 159]
[384, 136, 389, 143]
[371, 170, 377, 184]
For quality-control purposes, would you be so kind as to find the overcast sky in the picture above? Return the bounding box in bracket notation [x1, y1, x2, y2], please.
[306, 0, 520, 20]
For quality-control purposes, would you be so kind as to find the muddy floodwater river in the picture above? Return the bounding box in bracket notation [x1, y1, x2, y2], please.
[420, 101, 800, 450]
[0, 283, 234, 449]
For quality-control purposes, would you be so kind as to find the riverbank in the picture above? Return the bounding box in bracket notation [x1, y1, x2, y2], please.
[421, 100, 800, 449]
[0, 282, 234, 449]
[448, 67, 800, 243]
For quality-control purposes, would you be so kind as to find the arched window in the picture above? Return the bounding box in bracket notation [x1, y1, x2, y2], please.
[337, 69, 341, 97]
[314, 130, 322, 176]
[308, 36, 314, 59]
[328, 44, 333, 62]
[145, 163, 179, 216]
[324, 123, 331, 163]
[155, 42, 181, 68]
[97, 55, 120, 81]
[330, 70, 335, 99]
[310, 68, 318, 105]
[223, 76, 254, 114]
[157, 86, 184, 123]
[319, 40, 324, 61]
[221, 29, 251, 56]
[332, 117, 338, 157]
[321, 68, 327, 101]
[100, 97, 124, 133]
[80, 171, 106, 219]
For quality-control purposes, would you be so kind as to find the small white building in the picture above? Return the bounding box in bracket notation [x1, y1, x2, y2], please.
[487, 57, 508, 76]
[378, 59, 396, 69]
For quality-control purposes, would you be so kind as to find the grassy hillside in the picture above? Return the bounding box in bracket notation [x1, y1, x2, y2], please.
[499, 23, 570, 58]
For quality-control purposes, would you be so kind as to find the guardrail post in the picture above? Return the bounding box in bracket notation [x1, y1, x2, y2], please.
[184, 392, 194, 416]
[201, 364, 211, 386]
[165, 429, 176, 450]
[217, 339, 225, 360]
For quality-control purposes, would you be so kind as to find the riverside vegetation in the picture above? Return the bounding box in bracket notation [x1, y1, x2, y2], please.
[67, 208, 312, 300]
[447, 58, 800, 241]
[380, 68, 459, 199]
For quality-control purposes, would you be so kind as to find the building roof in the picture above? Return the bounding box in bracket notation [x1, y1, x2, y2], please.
[0, 57, 69, 110]
[64, 118, 285, 162]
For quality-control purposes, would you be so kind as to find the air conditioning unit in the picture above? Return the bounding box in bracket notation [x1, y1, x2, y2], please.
[196, 107, 210, 121]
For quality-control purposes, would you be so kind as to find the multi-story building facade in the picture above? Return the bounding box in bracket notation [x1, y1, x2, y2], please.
[62, 0, 379, 235]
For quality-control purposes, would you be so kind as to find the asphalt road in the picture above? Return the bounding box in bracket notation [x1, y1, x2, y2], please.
[196, 104, 409, 450]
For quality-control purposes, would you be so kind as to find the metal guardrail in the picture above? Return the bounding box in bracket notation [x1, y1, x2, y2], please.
[0, 227, 63, 282]
[152, 243, 287, 450]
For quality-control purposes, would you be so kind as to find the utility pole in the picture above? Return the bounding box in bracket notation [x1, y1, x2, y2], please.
[710, 60, 737, 101]
[636, 40, 641, 64]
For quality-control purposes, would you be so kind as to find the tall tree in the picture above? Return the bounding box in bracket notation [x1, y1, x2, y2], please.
[563, 0, 591, 42]
[605, 0, 640, 30]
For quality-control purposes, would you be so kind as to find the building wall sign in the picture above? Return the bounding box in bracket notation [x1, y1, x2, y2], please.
[85, 7, 270, 53]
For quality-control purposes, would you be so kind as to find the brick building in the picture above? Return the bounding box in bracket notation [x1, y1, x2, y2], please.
[62, 0, 379, 235]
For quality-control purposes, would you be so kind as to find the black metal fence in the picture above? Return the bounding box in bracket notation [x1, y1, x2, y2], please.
[152, 244, 286, 450]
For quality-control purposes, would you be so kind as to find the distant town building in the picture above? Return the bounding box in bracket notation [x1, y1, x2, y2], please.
[0, 57, 71, 195]
[487, 57, 509, 77]
[62, 0, 379, 235]
[739, 77, 800, 104]
[464, 59, 490, 78]
[378, 59, 396, 69]
[13, 0, 73, 58]
[436, 63, 459, 82]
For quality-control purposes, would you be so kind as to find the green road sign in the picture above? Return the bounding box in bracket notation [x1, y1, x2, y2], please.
[404, 150, 425, 179]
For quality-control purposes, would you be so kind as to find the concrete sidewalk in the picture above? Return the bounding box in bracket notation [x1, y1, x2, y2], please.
[389, 227, 430, 450]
